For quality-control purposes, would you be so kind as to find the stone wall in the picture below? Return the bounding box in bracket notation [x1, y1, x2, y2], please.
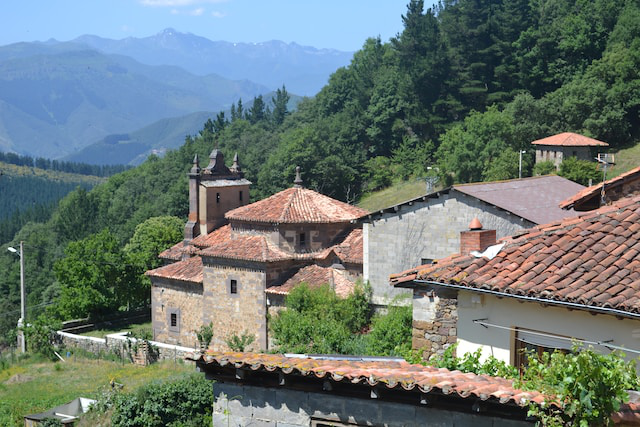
[363, 190, 533, 305]
[57, 331, 197, 363]
[411, 289, 458, 360]
[211, 382, 531, 426]
[151, 277, 203, 348]
[202, 260, 266, 351]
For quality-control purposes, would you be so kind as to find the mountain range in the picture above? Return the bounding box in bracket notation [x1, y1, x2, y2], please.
[0, 29, 352, 164]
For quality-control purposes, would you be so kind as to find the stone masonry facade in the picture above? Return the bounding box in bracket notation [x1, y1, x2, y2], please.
[411, 289, 458, 360]
[363, 190, 533, 306]
[152, 278, 203, 347]
[202, 260, 266, 351]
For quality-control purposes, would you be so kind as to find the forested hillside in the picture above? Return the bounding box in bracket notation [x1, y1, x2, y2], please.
[1, 0, 639, 347]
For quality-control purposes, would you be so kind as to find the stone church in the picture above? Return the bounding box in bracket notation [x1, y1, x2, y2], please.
[146, 148, 368, 350]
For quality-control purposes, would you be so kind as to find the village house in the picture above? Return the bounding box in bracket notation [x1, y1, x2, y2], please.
[532, 132, 609, 168]
[560, 164, 640, 211]
[146, 149, 368, 351]
[361, 175, 584, 306]
[391, 194, 640, 366]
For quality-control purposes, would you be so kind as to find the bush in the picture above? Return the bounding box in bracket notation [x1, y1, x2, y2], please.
[533, 160, 556, 176]
[24, 315, 62, 361]
[365, 304, 412, 356]
[270, 282, 371, 354]
[108, 374, 213, 427]
[558, 157, 601, 186]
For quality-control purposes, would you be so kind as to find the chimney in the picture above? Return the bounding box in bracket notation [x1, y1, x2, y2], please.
[460, 218, 496, 255]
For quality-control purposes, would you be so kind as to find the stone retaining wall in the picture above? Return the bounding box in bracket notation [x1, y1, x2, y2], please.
[56, 330, 197, 363]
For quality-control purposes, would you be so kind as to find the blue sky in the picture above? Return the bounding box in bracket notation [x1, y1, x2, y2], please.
[1, 1, 437, 52]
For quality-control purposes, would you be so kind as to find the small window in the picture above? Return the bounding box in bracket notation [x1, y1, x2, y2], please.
[230, 279, 238, 294]
[239, 190, 243, 202]
[299, 232, 306, 247]
[168, 308, 180, 333]
[216, 192, 220, 203]
[421, 258, 433, 265]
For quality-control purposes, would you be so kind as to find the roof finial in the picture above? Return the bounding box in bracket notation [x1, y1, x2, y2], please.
[293, 166, 304, 188]
[190, 153, 200, 174]
[230, 152, 241, 173]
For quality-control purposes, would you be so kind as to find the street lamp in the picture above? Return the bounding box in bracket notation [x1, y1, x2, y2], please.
[518, 150, 527, 179]
[8, 242, 26, 353]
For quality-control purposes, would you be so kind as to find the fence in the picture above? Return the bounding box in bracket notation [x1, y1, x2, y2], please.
[56, 330, 197, 364]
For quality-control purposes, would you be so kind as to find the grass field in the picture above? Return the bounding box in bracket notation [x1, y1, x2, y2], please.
[357, 178, 432, 212]
[0, 354, 194, 427]
[79, 321, 152, 339]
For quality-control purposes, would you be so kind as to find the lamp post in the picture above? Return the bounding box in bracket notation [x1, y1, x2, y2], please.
[8, 241, 25, 353]
[519, 150, 527, 179]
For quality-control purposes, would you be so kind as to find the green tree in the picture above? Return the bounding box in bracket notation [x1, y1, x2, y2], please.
[271, 85, 290, 126]
[124, 216, 183, 272]
[436, 106, 515, 184]
[558, 157, 601, 186]
[54, 229, 137, 319]
[365, 304, 412, 356]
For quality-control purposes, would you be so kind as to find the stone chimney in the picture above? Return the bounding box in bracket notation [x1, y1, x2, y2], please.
[460, 218, 496, 255]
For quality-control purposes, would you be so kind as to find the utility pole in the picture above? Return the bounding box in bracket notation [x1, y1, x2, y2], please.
[8, 241, 26, 353]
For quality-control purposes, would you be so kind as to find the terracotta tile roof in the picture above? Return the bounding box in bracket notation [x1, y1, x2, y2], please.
[331, 228, 363, 264]
[453, 175, 584, 225]
[190, 224, 232, 248]
[145, 256, 203, 283]
[198, 231, 293, 262]
[390, 195, 640, 317]
[226, 187, 369, 224]
[160, 241, 201, 260]
[266, 265, 357, 298]
[560, 165, 640, 210]
[531, 132, 609, 147]
[187, 352, 547, 407]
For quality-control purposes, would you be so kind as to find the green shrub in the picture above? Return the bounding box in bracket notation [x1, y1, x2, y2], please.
[270, 282, 371, 354]
[195, 323, 214, 349]
[533, 160, 556, 176]
[558, 157, 601, 186]
[225, 331, 256, 352]
[109, 374, 213, 427]
[365, 304, 412, 356]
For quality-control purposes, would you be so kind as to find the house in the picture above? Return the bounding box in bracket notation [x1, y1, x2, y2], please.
[532, 132, 609, 168]
[390, 195, 640, 365]
[560, 165, 640, 211]
[361, 175, 584, 306]
[189, 351, 540, 426]
[146, 149, 368, 351]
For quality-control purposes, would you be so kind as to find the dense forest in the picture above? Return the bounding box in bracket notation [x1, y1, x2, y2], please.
[0, 151, 130, 177]
[0, 0, 639, 346]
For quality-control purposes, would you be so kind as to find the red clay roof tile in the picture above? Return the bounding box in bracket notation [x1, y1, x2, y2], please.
[532, 132, 609, 147]
[226, 187, 369, 224]
[265, 265, 357, 298]
[560, 165, 640, 210]
[145, 256, 203, 283]
[391, 195, 640, 317]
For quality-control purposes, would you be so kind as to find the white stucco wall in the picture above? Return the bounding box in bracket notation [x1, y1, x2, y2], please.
[363, 191, 534, 306]
[455, 290, 640, 365]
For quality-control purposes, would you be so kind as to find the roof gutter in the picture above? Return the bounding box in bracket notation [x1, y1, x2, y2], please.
[410, 279, 640, 321]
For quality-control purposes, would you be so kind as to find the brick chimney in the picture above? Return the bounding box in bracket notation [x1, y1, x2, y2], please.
[460, 218, 496, 255]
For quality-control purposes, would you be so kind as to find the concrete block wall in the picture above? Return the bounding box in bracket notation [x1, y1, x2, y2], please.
[212, 382, 531, 426]
[363, 191, 533, 306]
